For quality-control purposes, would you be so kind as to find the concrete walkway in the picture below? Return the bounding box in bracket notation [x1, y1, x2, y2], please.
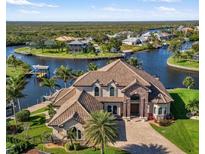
[114, 119, 185, 154]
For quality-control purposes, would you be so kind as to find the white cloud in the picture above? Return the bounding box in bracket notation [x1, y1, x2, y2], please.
[102, 6, 132, 13]
[7, 0, 59, 8]
[19, 9, 40, 14]
[157, 6, 177, 12]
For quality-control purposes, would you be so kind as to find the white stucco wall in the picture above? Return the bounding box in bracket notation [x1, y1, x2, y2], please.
[153, 103, 170, 119]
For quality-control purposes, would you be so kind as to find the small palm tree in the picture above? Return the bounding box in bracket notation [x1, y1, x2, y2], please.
[66, 127, 76, 145]
[127, 57, 140, 68]
[40, 77, 60, 94]
[88, 63, 98, 71]
[55, 65, 74, 88]
[84, 111, 118, 154]
[183, 76, 195, 89]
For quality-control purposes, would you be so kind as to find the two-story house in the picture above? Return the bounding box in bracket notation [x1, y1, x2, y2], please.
[48, 59, 173, 140]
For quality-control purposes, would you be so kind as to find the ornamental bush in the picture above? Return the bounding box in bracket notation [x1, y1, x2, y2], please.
[16, 110, 30, 122]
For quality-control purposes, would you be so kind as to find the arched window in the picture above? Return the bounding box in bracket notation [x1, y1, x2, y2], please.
[130, 94, 140, 101]
[107, 105, 112, 112]
[113, 105, 117, 114]
[110, 86, 115, 96]
[78, 130, 81, 139]
[94, 87, 100, 96]
[158, 107, 162, 115]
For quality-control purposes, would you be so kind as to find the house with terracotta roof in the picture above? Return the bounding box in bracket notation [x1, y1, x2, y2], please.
[48, 59, 173, 140]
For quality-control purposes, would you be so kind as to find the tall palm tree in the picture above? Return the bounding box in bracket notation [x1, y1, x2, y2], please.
[55, 65, 74, 88]
[6, 75, 27, 111]
[40, 77, 60, 95]
[84, 111, 118, 154]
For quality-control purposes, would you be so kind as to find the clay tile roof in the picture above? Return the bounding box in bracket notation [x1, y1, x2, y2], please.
[48, 89, 103, 126]
[52, 87, 76, 107]
[73, 59, 172, 102]
[55, 36, 76, 42]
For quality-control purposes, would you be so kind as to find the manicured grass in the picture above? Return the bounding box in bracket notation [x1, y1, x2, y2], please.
[37, 144, 129, 154]
[168, 88, 199, 119]
[151, 88, 199, 154]
[6, 64, 30, 77]
[168, 56, 199, 70]
[151, 120, 198, 154]
[120, 44, 149, 52]
[31, 107, 48, 115]
[8, 114, 52, 144]
[15, 47, 122, 59]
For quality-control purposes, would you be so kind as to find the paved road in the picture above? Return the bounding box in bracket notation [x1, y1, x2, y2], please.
[114, 119, 185, 154]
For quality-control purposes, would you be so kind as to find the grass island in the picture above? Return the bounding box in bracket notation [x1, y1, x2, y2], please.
[167, 56, 199, 72]
[15, 47, 123, 59]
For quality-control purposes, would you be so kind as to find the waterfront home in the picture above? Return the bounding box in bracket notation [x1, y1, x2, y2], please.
[48, 59, 173, 140]
[67, 40, 88, 52]
[154, 32, 173, 41]
[122, 37, 142, 45]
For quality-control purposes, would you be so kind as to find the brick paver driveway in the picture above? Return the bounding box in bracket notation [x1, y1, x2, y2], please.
[113, 119, 185, 154]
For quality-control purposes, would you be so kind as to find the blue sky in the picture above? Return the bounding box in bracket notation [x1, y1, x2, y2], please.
[6, 0, 199, 21]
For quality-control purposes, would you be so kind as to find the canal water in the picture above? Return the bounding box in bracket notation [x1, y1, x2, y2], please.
[6, 43, 199, 109]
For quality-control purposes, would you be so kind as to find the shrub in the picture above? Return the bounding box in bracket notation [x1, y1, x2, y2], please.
[74, 143, 81, 151]
[66, 143, 74, 151]
[7, 124, 23, 134]
[159, 119, 172, 126]
[16, 110, 30, 122]
[7, 136, 34, 153]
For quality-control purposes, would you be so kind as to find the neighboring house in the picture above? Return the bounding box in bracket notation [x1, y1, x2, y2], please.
[67, 40, 88, 52]
[154, 32, 173, 41]
[48, 59, 173, 140]
[55, 36, 76, 42]
[122, 37, 142, 45]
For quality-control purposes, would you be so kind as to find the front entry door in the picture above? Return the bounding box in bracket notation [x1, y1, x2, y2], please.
[130, 104, 139, 116]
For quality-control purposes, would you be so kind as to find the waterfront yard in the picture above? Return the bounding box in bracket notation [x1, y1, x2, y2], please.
[151, 88, 199, 154]
[120, 44, 150, 52]
[15, 47, 122, 59]
[167, 56, 199, 71]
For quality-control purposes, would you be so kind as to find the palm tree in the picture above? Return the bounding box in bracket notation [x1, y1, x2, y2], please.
[66, 127, 77, 146]
[6, 75, 28, 111]
[84, 111, 118, 154]
[40, 77, 60, 95]
[55, 65, 74, 88]
[88, 63, 98, 71]
[127, 57, 140, 68]
[183, 76, 195, 89]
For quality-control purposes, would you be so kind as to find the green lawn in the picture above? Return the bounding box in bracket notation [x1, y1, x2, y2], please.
[168, 56, 199, 70]
[30, 107, 49, 115]
[15, 47, 122, 59]
[37, 144, 129, 154]
[8, 114, 52, 144]
[6, 64, 30, 77]
[168, 88, 199, 119]
[120, 44, 149, 52]
[151, 88, 199, 154]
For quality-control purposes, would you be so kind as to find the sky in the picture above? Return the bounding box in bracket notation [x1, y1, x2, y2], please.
[6, 0, 199, 21]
